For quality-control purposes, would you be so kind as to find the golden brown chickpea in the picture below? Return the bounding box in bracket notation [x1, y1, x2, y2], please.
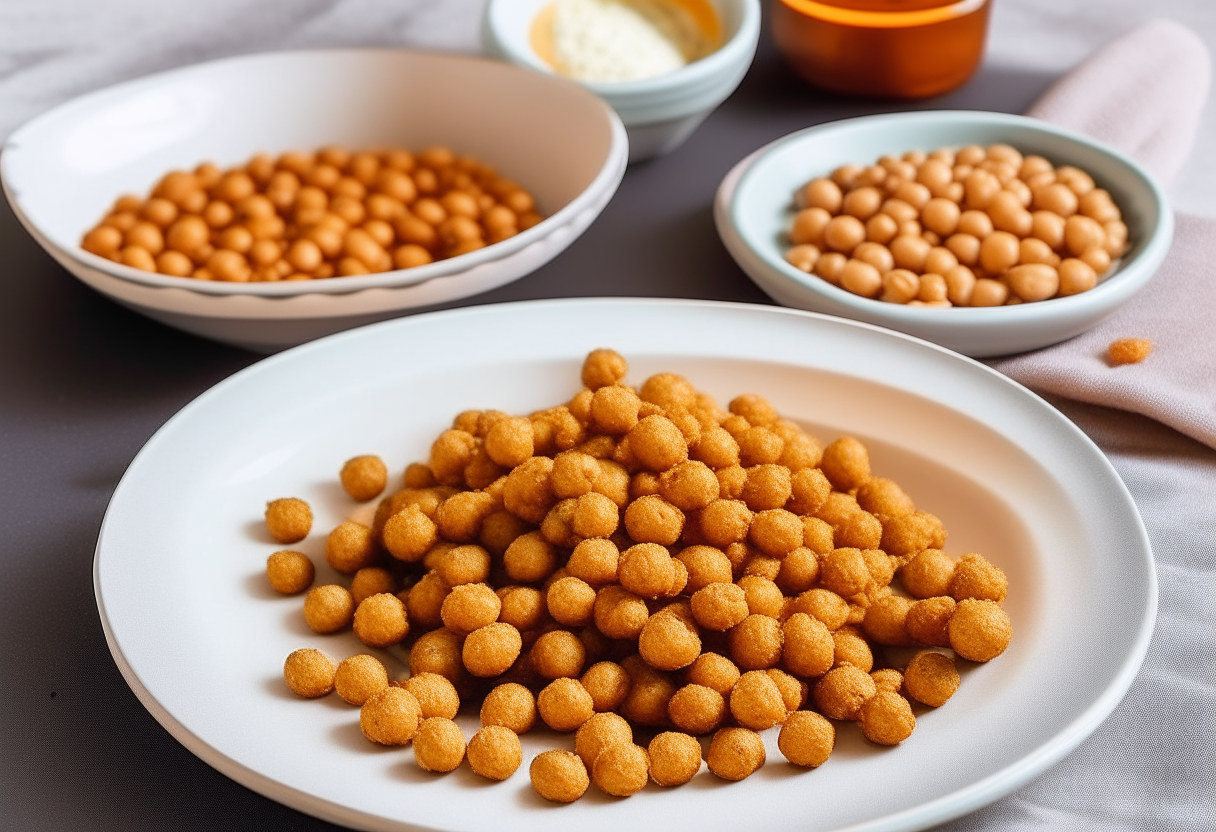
[790, 207, 831, 247]
[264, 497, 312, 543]
[593, 743, 651, 797]
[840, 258, 883, 298]
[530, 749, 589, 803]
[862, 595, 914, 647]
[414, 717, 466, 773]
[880, 268, 919, 304]
[706, 728, 765, 781]
[538, 677, 595, 732]
[531, 629, 587, 679]
[283, 648, 336, 698]
[639, 608, 701, 671]
[462, 622, 522, 677]
[950, 552, 1008, 602]
[266, 550, 315, 594]
[728, 670, 787, 730]
[303, 584, 355, 633]
[439, 582, 501, 634]
[467, 725, 523, 780]
[970, 277, 1009, 307]
[859, 690, 916, 745]
[1006, 263, 1060, 302]
[749, 509, 803, 557]
[360, 686, 422, 746]
[813, 251, 848, 284]
[339, 455, 387, 502]
[775, 547, 820, 595]
[784, 244, 820, 272]
[737, 574, 783, 618]
[779, 710, 834, 768]
[647, 732, 702, 786]
[948, 598, 1013, 661]
[903, 649, 962, 707]
[799, 177, 843, 212]
[353, 592, 409, 647]
[813, 664, 876, 720]
[822, 214, 866, 254]
[905, 596, 955, 647]
[503, 456, 557, 524]
[843, 186, 883, 220]
[399, 672, 460, 719]
[576, 661, 630, 712]
[334, 654, 390, 706]
[324, 521, 378, 574]
[979, 230, 1020, 275]
[350, 566, 396, 605]
[728, 613, 783, 670]
[405, 572, 450, 630]
[573, 710, 633, 768]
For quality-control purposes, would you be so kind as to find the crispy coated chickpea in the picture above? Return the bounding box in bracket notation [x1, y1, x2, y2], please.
[463, 622, 522, 677]
[334, 654, 390, 706]
[431, 543, 491, 587]
[616, 542, 674, 598]
[948, 598, 1013, 662]
[440, 582, 501, 633]
[628, 415, 689, 472]
[831, 625, 874, 672]
[304, 584, 355, 633]
[905, 596, 955, 647]
[480, 682, 537, 734]
[350, 567, 395, 605]
[862, 595, 914, 647]
[531, 629, 587, 679]
[580, 348, 628, 390]
[1108, 337, 1153, 365]
[383, 505, 438, 563]
[400, 672, 460, 719]
[594, 585, 649, 640]
[639, 608, 701, 671]
[818, 547, 870, 598]
[778, 611, 832, 678]
[360, 686, 422, 746]
[265, 497, 312, 543]
[590, 384, 642, 436]
[900, 549, 956, 598]
[659, 460, 720, 512]
[531, 750, 589, 803]
[706, 728, 765, 781]
[859, 690, 916, 745]
[688, 582, 747, 632]
[484, 417, 534, 468]
[414, 717, 466, 773]
[592, 743, 650, 797]
[728, 670, 787, 730]
[283, 648, 335, 698]
[675, 545, 732, 593]
[746, 509, 801, 557]
[546, 576, 597, 627]
[813, 664, 876, 720]
[792, 588, 848, 631]
[353, 592, 409, 647]
[467, 725, 523, 780]
[266, 550, 314, 594]
[728, 614, 783, 670]
[577, 661, 630, 712]
[904, 649, 962, 707]
[538, 677, 595, 732]
[646, 732, 701, 786]
[574, 711, 633, 768]
[339, 455, 387, 502]
[950, 552, 1008, 602]
[779, 710, 834, 768]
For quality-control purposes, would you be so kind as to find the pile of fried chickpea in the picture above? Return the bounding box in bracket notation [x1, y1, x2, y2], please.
[79, 146, 543, 283]
[271, 348, 1013, 802]
[784, 144, 1129, 307]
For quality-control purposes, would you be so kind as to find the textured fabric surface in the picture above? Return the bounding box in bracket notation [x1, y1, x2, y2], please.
[0, 2, 1212, 831]
[991, 19, 1216, 451]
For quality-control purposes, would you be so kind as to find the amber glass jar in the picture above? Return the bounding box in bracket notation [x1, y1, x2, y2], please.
[772, 0, 991, 99]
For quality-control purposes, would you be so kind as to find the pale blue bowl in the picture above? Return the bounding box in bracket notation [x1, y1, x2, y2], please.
[716, 111, 1173, 357]
[483, 0, 760, 163]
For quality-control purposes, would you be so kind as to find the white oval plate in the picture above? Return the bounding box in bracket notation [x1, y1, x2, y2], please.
[95, 298, 1154, 832]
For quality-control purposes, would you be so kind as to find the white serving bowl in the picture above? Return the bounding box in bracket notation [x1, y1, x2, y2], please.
[483, 0, 760, 163]
[715, 111, 1174, 358]
[1, 49, 628, 351]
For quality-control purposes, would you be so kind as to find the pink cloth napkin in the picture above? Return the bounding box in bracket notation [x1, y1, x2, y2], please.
[989, 19, 1216, 449]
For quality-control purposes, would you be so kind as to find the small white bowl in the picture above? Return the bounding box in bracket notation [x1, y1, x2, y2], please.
[483, 0, 760, 163]
[715, 111, 1174, 357]
[1, 49, 627, 351]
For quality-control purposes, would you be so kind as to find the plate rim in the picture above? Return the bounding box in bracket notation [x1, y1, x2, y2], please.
[93, 296, 1158, 832]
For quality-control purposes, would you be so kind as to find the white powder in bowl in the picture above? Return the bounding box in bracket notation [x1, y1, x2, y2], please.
[545, 0, 718, 83]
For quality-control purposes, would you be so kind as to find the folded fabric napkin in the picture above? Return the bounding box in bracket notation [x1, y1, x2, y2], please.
[989, 19, 1216, 449]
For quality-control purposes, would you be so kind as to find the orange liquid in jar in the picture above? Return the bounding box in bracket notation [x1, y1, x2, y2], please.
[772, 0, 992, 98]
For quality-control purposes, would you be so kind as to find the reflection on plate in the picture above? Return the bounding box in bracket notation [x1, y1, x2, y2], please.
[94, 298, 1154, 832]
